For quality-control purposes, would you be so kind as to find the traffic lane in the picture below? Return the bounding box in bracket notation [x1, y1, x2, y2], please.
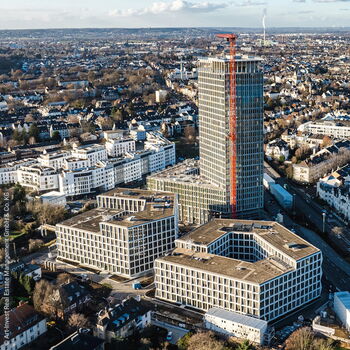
[322, 255, 350, 291]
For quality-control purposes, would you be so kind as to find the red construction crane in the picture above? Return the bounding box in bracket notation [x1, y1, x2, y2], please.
[216, 33, 237, 219]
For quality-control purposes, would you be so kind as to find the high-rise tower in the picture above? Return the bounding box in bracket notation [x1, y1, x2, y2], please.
[198, 55, 264, 214]
[148, 38, 264, 224]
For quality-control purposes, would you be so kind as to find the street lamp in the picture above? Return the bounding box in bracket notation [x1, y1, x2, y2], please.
[322, 212, 326, 234]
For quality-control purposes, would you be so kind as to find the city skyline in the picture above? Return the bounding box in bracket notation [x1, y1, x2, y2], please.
[0, 0, 349, 30]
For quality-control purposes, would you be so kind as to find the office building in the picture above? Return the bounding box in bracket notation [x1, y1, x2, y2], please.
[56, 188, 178, 278]
[154, 219, 322, 322]
[148, 55, 264, 224]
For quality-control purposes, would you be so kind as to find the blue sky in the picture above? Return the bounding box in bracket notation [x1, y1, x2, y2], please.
[0, 0, 349, 29]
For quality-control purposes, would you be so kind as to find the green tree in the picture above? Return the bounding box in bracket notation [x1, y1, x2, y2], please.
[52, 131, 61, 141]
[12, 129, 22, 142]
[28, 124, 39, 142]
[237, 340, 254, 350]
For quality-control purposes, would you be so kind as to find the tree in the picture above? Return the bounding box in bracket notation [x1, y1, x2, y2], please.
[56, 273, 71, 285]
[68, 313, 90, 329]
[237, 340, 254, 350]
[0, 248, 4, 263]
[28, 124, 39, 142]
[177, 332, 193, 350]
[186, 331, 226, 350]
[184, 125, 196, 143]
[312, 338, 337, 350]
[32, 203, 66, 225]
[28, 239, 44, 253]
[52, 131, 61, 141]
[285, 327, 314, 350]
[33, 280, 54, 312]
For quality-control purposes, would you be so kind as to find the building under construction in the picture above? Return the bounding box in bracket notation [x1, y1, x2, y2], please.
[148, 36, 264, 224]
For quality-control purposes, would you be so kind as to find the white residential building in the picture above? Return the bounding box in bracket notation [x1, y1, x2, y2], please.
[205, 308, 269, 345]
[265, 139, 289, 160]
[334, 292, 350, 332]
[63, 157, 90, 171]
[38, 151, 70, 170]
[105, 138, 136, 157]
[71, 144, 108, 166]
[56, 189, 178, 278]
[0, 158, 37, 185]
[17, 165, 59, 192]
[298, 119, 350, 139]
[317, 166, 350, 222]
[0, 304, 47, 350]
[154, 219, 322, 322]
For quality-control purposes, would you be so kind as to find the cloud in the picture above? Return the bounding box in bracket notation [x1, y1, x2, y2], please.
[294, 0, 350, 2]
[314, 0, 350, 2]
[236, 0, 267, 6]
[109, 0, 229, 17]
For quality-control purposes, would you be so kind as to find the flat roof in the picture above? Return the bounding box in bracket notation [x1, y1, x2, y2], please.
[99, 187, 175, 201]
[58, 189, 176, 231]
[158, 247, 293, 284]
[57, 208, 123, 233]
[179, 219, 319, 261]
[199, 55, 263, 63]
[147, 159, 222, 190]
[206, 307, 267, 329]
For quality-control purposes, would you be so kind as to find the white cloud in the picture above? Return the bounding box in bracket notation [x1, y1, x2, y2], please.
[237, 0, 267, 6]
[109, 0, 229, 17]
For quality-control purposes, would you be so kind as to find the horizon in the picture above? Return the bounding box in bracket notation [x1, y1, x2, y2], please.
[1, 0, 350, 30]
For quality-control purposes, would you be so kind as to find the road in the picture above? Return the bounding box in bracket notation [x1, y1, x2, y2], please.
[152, 320, 189, 344]
[264, 183, 350, 292]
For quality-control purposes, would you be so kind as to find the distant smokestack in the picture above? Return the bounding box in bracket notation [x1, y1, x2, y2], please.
[262, 8, 267, 46]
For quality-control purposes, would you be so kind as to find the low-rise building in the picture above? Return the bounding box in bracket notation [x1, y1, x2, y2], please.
[292, 140, 350, 184]
[205, 308, 270, 345]
[334, 291, 350, 332]
[10, 261, 42, 281]
[39, 191, 67, 207]
[50, 281, 91, 319]
[94, 296, 151, 342]
[265, 139, 290, 160]
[317, 165, 350, 222]
[0, 303, 47, 350]
[56, 188, 178, 278]
[298, 119, 350, 139]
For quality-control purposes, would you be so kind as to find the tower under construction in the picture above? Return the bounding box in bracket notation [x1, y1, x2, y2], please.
[148, 35, 264, 224]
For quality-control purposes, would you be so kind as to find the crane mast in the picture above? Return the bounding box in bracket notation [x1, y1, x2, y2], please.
[216, 33, 237, 219]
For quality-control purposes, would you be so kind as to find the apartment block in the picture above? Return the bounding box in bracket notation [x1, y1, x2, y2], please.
[56, 188, 178, 278]
[154, 219, 322, 322]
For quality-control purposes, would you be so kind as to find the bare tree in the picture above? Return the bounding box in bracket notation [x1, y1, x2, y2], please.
[285, 327, 314, 350]
[184, 125, 196, 143]
[33, 280, 54, 313]
[28, 239, 44, 253]
[56, 273, 72, 285]
[0, 248, 5, 263]
[68, 313, 90, 329]
[186, 331, 225, 350]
